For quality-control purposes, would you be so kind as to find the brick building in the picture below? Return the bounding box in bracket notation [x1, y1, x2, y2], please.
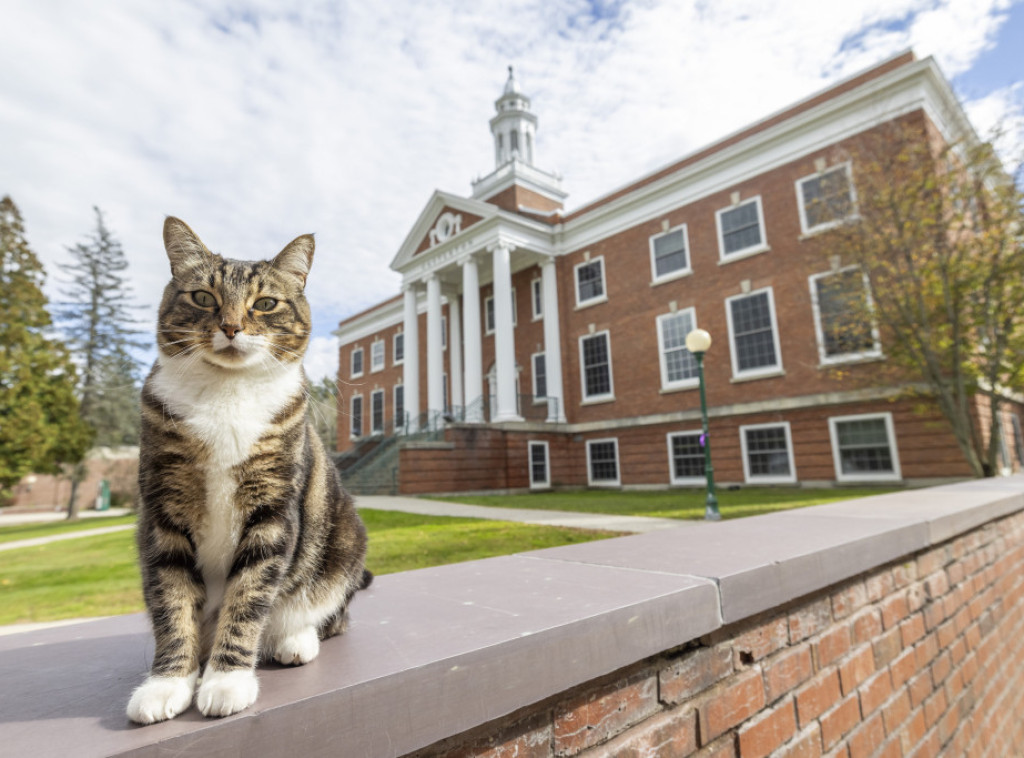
[334, 51, 1024, 494]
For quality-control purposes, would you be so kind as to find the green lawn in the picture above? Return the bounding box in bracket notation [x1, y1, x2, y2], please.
[0, 509, 618, 625]
[0, 514, 137, 544]
[424, 486, 899, 520]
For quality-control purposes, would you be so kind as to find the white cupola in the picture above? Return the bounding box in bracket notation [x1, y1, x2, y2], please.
[490, 66, 538, 168]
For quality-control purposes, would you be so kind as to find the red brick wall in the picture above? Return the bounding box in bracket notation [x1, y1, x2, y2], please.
[405, 509, 1024, 757]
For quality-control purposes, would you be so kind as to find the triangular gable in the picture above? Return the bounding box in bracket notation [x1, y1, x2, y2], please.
[390, 191, 499, 272]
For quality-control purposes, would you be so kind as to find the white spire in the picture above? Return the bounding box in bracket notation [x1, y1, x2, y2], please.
[490, 66, 537, 168]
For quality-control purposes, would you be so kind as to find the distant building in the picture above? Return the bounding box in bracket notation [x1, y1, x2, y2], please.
[334, 53, 1024, 494]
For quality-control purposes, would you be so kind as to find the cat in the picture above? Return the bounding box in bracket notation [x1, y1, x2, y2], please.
[127, 217, 371, 724]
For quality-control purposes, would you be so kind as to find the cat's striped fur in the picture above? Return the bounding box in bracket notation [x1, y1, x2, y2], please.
[127, 217, 369, 724]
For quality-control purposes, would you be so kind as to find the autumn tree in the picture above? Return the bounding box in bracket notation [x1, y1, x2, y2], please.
[0, 196, 93, 497]
[823, 118, 1024, 477]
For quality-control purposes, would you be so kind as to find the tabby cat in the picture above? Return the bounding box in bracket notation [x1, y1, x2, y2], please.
[127, 217, 370, 724]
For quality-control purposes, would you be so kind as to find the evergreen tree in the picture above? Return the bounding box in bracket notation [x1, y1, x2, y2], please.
[0, 196, 93, 496]
[57, 206, 145, 446]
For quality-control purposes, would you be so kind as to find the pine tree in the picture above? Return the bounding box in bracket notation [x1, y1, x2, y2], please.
[0, 196, 93, 496]
[57, 207, 145, 446]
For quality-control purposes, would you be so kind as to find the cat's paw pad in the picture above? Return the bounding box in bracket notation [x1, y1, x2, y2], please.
[196, 669, 259, 718]
[272, 627, 320, 665]
[127, 671, 198, 724]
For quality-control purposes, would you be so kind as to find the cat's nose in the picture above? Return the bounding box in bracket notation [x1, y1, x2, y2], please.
[221, 323, 242, 339]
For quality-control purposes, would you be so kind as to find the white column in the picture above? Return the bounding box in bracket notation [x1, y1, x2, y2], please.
[541, 256, 566, 422]
[402, 284, 420, 432]
[461, 255, 484, 422]
[448, 293, 463, 413]
[490, 242, 522, 422]
[425, 274, 444, 423]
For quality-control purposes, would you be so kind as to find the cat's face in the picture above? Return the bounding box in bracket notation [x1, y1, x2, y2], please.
[157, 217, 314, 371]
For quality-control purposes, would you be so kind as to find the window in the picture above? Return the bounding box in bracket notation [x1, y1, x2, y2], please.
[810, 268, 880, 364]
[350, 348, 364, 378]
[667, 432, 705, 484]
[1012, 415, 1024, 466]
[726, 289, 782, 379]
[531, 278, 543, 320]
[370, 341, 385, 372]
[350, 395, 363, 439]
[828, 413, 901, 482]
[393, 332, 404, 365]
[649, 226, 691, 281]
[740, 422, 796, 483]
[394, 385, 405, 430]
[484, 289, 517, 334]
[441, 316, 447, 350]
[716, 197, 767, 260]
[370, 389, 384, 434]
[579, 331, 614, 402]
[657, 309, 699, 390]
[797, 163, 856, 234]
[575, 258, 606, 307]
[532, 352, 547, 399]
[586, 438, 620, 486]
[529, 441, 550, 489]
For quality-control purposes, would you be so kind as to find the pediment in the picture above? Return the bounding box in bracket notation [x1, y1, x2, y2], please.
[390, 191, 499, 272]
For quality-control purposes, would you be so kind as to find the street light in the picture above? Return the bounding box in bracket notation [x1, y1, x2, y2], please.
[685, 328, 720, 521]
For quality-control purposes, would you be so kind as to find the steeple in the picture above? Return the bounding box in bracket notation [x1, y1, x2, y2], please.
[490, 66, 538, 167]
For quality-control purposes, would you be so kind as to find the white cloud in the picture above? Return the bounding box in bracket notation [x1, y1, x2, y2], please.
[304, 335, 340, 384]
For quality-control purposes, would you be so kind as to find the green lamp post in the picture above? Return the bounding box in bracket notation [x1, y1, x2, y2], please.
[685, 328, 720, 521]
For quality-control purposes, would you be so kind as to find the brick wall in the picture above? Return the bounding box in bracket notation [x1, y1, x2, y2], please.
[406, 510, 1024, 757]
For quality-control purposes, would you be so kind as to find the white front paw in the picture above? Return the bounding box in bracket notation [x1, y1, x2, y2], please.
[196, 668, 259, 718]
[272, 627, 320, 665]
[127, 670, 198, 724]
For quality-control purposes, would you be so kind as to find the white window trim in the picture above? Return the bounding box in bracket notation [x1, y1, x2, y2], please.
[528, 440, 551, 489]
[586, 437, 621, 487]
[725, 287, 784, 381]
[393, 331, 404, 366]
[441, 315, 447, 351]
[349, 394, 363, 440]
[370, 389, 385, 435]
[715, 196, 770, 263]
[484, 288, 517, 335]
[370, 340, 385, 372]
[531, 277, 543, 321]
[796, 161, 858, 236]
[666, 430, 706, 486]
[531, 351, 547, 404]
[828, 412, 902, 483]
[649, 224, 693, 284]
[350, 347, 364, 379]
[574, 257, 608, 309]
[808, 267, 882, 366]
[393, 384, 405, 430]
[740, 421, 797, 484]
[656, 308, 700, 392]
[578, 330, 615, 404]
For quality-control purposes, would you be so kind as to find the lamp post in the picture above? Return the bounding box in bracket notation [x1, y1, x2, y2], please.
[685, 328, 720, 521]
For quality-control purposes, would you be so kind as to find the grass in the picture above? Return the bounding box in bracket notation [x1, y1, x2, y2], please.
[0, 514, 136, 544]
[424, 486, 899, 521]
[0, 509, 619, 625]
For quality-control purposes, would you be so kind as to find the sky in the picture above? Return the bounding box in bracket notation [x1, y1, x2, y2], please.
[3, 0, 1023, 383]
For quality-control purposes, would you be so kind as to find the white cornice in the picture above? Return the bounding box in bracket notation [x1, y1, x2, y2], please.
[471, 160, 567, 204]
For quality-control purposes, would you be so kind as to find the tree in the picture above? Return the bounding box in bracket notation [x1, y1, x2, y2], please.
[822, 117, 1024, 477]
[308, 376, 339, 452]
[57, 207, 145, 446]
[0, 196, 93, 497]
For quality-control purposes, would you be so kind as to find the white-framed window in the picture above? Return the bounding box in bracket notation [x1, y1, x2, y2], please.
[370, 340, 385, 372]
[828, 412, 902, 483]
[579, 331, 614, 403]
[574, 257, 607, 308]
[716, 197, 768, 261]
[532, 352, 547, 400]
[657, 308, 699, 391]
[649, 225, 691, 282]
[740, 422, 796, 484]
[393, 332, 405, 365]
[370, 389, 385, 434]
[350, 347, 364, 379]
[442, 372, 449, 412]
[441, 315, 447, 351]
[586, 438, 620, 486]
[528, 441, 550, 489]
[667, 431, 705, 485]
[809, 267, 881, 365]
[350, 395, 363, 439]
[797, 162, 856, 235]
[394, 384, 405, 430]
[725, 288, 783, 380]
[484, 289, 517, 335]
[531, 277, 543, 320]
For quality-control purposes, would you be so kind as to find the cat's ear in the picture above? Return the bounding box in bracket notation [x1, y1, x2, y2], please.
[272, 234, 315, 287]
[163, 217, 210, 276]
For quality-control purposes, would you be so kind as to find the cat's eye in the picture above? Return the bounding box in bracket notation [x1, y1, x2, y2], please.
[253, 297, 278, 312]
[191, 291, 216, 308]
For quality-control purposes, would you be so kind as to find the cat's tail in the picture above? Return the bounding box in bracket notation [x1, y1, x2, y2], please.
[359, 568, 374, 591]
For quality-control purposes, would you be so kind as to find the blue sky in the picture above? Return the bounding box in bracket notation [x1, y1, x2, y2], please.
[1, 0, 1021, 381]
